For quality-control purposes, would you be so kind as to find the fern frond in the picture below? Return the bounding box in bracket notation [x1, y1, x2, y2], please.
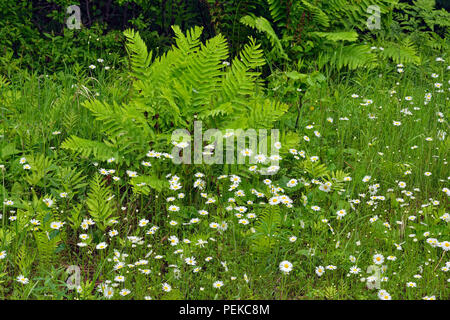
[250, 205, 281, 255]
[219, 37, 265, 108]
[379, 38, 421, 65]
[311, 31, 359, 42]
[124, 29, 153, 79]
[86, 174, 117, 231]
[267, 0, 288, 26]
[240, 15, 289, 60]
[323, 44, 378, 70]
[61, 136, 116, 161]
[299, 0, 330, 28]
[171, 25, 203, 56]
[187, 33, 229, 109]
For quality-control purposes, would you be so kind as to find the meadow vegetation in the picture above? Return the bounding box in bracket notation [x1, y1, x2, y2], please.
[0, 0, 448, 300]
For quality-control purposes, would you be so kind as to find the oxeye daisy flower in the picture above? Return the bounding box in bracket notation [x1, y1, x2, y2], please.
[319, 183, 332, 193]
[279, 260, 293, 274]
[119, 289, 130, 296]
[315, 266, 325, 277]
[336, 209, 347, 219]
[198, 210, 208, 216]
[209, 222, 219, 229]
[16, 275, 29, 285]
[238, 219, 249, 225]
[269, 197, 280, 205]
[287, 179, 298, 187]
[103, 287, 114, 299]
[43, 198, 54, 207]
[109, 229, 118, 237]
[142, 161, 152, 167]
[96, 242, 108, 250]
[126, 170, 138, 177]
[349, 266, 360, 274]
[50, 221, 64, 230]
[169, 236, 179, 246]
[185, 257, 196, 265]
[240, 148, 253, 157]
[213, 281, 224, 289]
[269, 154, 282, 161]
[79, 234, 89, 240]
[440, 241, 450, 251]
[373, 254, 384, 265]
[378, 290, 391, 300]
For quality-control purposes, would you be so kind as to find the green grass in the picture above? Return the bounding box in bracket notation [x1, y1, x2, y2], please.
[0, 52, 448, 300]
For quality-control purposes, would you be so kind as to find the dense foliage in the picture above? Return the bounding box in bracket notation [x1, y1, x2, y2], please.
[0, 0, 448, 300]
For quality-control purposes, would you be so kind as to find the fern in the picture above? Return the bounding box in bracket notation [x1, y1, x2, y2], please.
[61, 136, 117, 161]
[67, 203, 84, 231]
[250, 205, 281, 255]
[379, 38, 421, 65]
[267, 0, 288, 26]
[311, 31, 359, 42]
[34, 230, 58, 269]
[171, 25, 203, 57]
[225, 98, 289, 129]
[187, 33, 229, 110]
[129, 174, 169, 194]
[123, 29, 153, 79]
[240, 15, 289, 60]
[298, 0, 330, 28]
[62, 26, 288, 179]
[300, 159, 329, 180]
[15, 244, 36, 275]
[56, 166, 88, 193]
[323, 44, 378, 70]
[219, 37, 266, 108]
[24, 154, 56, 187]
[86, 174, 117, 231]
